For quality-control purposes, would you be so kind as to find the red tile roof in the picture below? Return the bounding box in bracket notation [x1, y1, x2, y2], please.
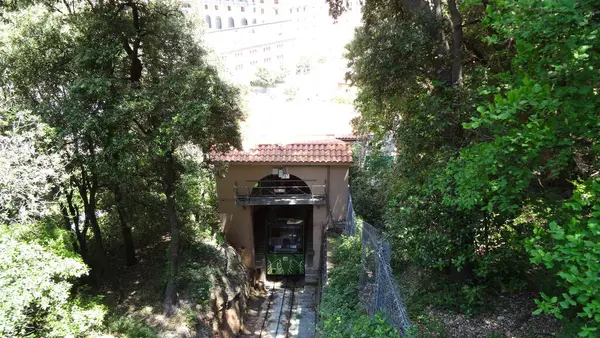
[335, 134, 360, 142]
[211, 140, 353, 164]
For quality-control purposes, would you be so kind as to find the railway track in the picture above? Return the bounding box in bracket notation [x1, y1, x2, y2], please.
[242, 277, 316, 338]
[261, 278, 298, 338]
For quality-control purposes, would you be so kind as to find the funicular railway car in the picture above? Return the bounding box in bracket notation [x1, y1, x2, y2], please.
[266, 218, 305, 276]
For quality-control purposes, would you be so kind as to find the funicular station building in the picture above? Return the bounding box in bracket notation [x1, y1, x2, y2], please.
[212, 138, 353, 283]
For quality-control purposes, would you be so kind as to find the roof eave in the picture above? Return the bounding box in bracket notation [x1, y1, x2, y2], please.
[213, 160, 353, 166]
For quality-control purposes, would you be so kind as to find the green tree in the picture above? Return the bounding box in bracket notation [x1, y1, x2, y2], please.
[0, 233, 106, 337]
[251, 66, 277, 89]
[335, 0, 599, 334]
[441, 0, 600, 334]
[1, 0, 243, 317]
[296, 56, 312, 74]
[0, 111, 105, 337]
[340, 0, 499, 279]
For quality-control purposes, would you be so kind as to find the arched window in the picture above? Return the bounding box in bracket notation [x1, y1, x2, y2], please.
[205, 15, 212, 29]
[228, 17, 235, 28]
[252, 18, 257, 24]
[215, 16, 222, 29]
[241, 18, 248, 26]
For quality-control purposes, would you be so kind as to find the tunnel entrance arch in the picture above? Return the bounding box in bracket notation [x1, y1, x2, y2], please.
[250, 174, 315, 279]
[250, 174, 311, 196]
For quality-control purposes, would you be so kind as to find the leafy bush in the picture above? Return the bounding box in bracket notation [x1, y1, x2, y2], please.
[339, 0, 597, 335]
[349, 150, 393, 228]
[0, 232, 105, 337]
[318, 234, 397, 337]
[105, 315, 157, 338]
[401, 268, 489, 318]
[405, 314, 448, 338]
[528, 179, 600, 337]
[250, 67, 277, 89]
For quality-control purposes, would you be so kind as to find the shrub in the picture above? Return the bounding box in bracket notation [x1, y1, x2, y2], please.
[319, 234, 397, 337]
[405, 314, 448, 338]
[106, 315, 157, 338]
[528, 179, 600, 337]
[0, 233, 105, 337]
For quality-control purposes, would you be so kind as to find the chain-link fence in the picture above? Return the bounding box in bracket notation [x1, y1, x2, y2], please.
[345, 193, 357, 235]
[346, 195, 411, 335]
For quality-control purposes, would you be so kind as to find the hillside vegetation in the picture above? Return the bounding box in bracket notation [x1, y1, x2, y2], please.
[0, 1, 245, 336]
[328, 0, 600, 336]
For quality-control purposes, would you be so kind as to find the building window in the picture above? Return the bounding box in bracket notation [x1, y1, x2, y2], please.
[215, 5, 218, 10]
[235, 64, 243, 70]
[227, 5, 231, 11]
[241, 18, 248, 25]
[277, 55, 283, 60]
[253, 7, 256, 12]
[250, 61, 258, 66]
[205, 15, 212, 29]
[263, 46, 270, 52]
[204, 4, 208, 9]
[252, 18, 257, 24]
[261, 8, 264, 14]
[235, 52, 243, 57]
[275, 9, 278, 15]
[274, 0, 278, 3]
[260, 0, 264, 3]
[228, 17, 235, 28]
[296, 7, 299, 12]
[241, 6, 245, 12]
[264, 57, 271, 63]
[215, 16, 222, 29]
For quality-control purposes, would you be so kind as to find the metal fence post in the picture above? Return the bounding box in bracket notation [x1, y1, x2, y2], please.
[374, 239, 384, 314]
[359, 220, 367, 290]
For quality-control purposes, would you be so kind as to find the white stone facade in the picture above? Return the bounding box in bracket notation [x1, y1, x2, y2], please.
[180, 0, 359, 83]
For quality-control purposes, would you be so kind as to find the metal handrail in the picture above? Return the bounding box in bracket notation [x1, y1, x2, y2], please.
[234, 184, 327, 197]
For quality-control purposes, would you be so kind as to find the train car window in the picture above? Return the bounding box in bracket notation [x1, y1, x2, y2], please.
[268, 223, 303, 254]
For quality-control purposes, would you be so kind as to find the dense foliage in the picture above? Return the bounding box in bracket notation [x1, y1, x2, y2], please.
[335, 0, 600, 335]
[0, 0, 243, 334]
[0, 232, 105, 337]
[319, 234, 398, 337]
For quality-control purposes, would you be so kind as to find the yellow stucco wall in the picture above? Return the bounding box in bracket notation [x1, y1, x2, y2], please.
[216, 163, 350, 270]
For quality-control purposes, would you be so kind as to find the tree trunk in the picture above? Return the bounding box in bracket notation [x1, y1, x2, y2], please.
[115, 187, 137, 266]
[60, 202, 80, 253]
[432, 0, 452, 85]
[77, 169, 116, 288]
[447, 0, 464, 86]
[82, 189, 110, 273]
[63, 184, 97, 285]
[162, 150, 181, 316]
[65, 190, 89, 260]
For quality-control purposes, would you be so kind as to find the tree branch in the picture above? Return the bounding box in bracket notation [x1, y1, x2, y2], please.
[133, 118, 151, 135]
